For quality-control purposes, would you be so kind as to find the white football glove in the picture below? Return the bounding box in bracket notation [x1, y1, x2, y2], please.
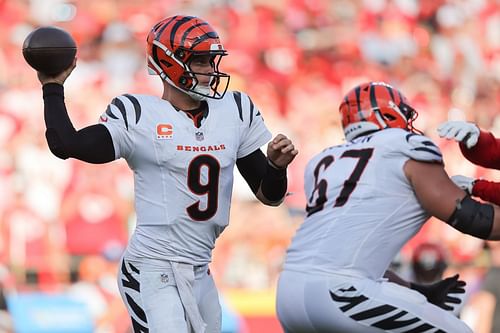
[437, 121, 480, 149]
[450, 175, 476, 194]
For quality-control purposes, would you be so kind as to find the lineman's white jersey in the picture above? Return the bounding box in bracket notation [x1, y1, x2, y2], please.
[284, 128, 443, 280]
[99, 91, 271, 265]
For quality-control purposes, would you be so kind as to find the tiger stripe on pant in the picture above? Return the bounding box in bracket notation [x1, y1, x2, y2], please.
[117, 257, 221, 333]
[276, 270, 472, 333]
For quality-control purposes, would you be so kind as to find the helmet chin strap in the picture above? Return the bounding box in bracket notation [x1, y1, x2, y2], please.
[190, 85, 211, 100]
[166, 78, 209, 101]
[167, 79, 208, 101]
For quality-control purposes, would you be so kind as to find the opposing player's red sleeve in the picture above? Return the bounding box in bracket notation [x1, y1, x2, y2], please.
[460, 130, 500, 170]
[472, 179, 500, 206]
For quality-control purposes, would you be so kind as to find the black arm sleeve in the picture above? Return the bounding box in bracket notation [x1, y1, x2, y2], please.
[43, 83, 115, 164]
[236, 149, 287, 202]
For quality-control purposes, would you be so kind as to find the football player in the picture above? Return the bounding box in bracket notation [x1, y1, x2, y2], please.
[438, 121, 500, 205]
[276, 82, 500, 332]
[37, 15, 297, 333]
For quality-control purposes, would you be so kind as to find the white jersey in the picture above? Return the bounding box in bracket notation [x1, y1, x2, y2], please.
[284, 128, 443, 280]
[99, 91, 271, 265]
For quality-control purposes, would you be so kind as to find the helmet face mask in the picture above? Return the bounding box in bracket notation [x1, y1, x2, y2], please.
[339, 82, 419, 141]
[147, 16, 230, 100]
[184, 52, 228, 100]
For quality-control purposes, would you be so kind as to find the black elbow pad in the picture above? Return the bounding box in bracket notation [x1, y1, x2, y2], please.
[45, 128, 69, 159]
[447, 196, 494, 239]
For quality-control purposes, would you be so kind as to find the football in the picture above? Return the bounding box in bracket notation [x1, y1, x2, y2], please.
[22, 26, 77, 76]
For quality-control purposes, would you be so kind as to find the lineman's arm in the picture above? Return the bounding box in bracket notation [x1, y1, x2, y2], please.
[404, 160, 500, 240]
[38, 59, 115, 163]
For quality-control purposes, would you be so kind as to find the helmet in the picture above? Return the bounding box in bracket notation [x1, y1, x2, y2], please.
[146, 15, 230, 100]
[411, 242, 447, 283]
[339, 82, 418, 141]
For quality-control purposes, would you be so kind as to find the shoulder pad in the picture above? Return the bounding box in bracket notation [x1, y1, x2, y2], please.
[401, 132, 443, 163]
[231, 91, 262, 127]
[104, 94, 142, 130]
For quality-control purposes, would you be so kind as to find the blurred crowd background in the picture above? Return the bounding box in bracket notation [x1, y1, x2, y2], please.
[0, 0, 499, 332]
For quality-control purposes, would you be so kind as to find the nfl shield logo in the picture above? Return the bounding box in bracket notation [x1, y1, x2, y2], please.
[195, 131, 204, 141]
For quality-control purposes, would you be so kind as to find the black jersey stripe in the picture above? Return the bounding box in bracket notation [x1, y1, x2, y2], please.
[420, 140, 438, 147]
[406, 134, 439, 148]
[248, 96, 255, 127]
[405, 133, 438, 147]
[405, 133, 418, 142]
[112, 97, 129, 130]
[180, 22, 208, 46]
[412, 147, 442, 157]
[169, 16, 195, 49]
[124, 94, 142, 124]
[233, 91, 243, 121]
[105, 105, 119, 119]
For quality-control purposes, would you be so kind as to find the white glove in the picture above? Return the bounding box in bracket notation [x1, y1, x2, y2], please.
[450, 175, 476, 194]
[437, 121, 480, 149]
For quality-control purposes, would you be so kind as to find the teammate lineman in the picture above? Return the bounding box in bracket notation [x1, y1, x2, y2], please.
[276, 81, 500, 332]
[37, 15, 297, 333]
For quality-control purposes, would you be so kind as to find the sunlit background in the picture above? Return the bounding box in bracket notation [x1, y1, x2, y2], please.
[0, 0, 499, 332]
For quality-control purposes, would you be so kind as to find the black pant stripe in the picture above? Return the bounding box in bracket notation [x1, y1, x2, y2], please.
[125, 292, 148, 323]
[121, 260, 140, 292]
[401, 323, 435, 332]
[329, 290, 369, 312]
[131, 317, 149, 333]
[331, 286, 441, 332]
[373, 310, 421, 330]
[350, 304, 397, 321]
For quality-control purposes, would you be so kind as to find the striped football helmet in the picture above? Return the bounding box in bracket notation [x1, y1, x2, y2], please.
[339, 82, 419, 141]
[147, 15, 230, 100]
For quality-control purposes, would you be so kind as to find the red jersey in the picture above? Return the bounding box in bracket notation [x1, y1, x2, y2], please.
[460, 130, 500, 205]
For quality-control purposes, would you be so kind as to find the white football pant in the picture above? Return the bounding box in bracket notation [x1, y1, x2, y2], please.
[276, 270, 473, 333]
[117, 257, 221, 333]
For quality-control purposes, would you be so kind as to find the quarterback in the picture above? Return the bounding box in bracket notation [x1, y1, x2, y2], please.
[37, 15, 297, 333]
[276, 82, 500, 332]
